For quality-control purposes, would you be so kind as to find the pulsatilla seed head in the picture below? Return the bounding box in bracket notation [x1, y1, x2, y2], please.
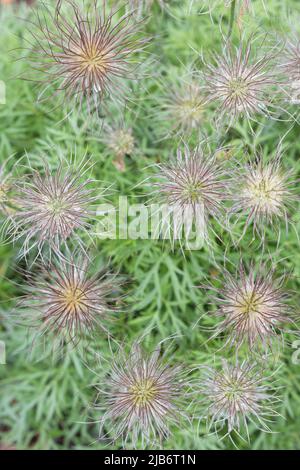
[27, 0, 147, 111]
[95, 341, 190, 448]
[199, 359, 280, 438]
[280, 36, 300, 106]
[152, 145, 228, 243]
[203, 38, 278, 125]
[11, 159, 96, 259]
[281, 37, 300, 81]
[19, 254, 121, 346]
[207, 262, 291, 351]
[160, 79, 207, 137]
[101, 122, 135, 172]
[229, 147, 297, 241]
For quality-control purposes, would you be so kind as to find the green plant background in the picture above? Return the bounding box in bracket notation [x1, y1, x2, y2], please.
[1, 0, 300, 450]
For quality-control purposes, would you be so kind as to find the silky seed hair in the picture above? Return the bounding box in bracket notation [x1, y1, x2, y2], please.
[151, 144, 229, 244]
[199, 359, 280, 440]
[25, 0, 148, 112]
[0, 161, 12, 216]
[228, 146, 297, 242]
[202, 37, 279, 126]
[280, 34, 300, 107]
[206, 261, 292, 351]
[281, 36, 300, 82]
[159, 78, 207, 137]
[18, 253, 122, 347]
[0, 158, 19, 242]
[95, 341, 191, 448]
[10, 157, 98, 260]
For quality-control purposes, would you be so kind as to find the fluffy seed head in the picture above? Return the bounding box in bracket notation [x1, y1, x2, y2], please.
[19, 254, 121, 345]
[203, 39, 277, 124]
[161, 79, 207, 136]
[280, 36, 300, 105]
[200, 359, 279, 437]
[11, 159, 96, 259]
[208, 262, 291, 350]
[101, 123, 135, 171]
[152, 145, 228, 243]
[229, 149, 297, 240]
[96, 342, 189, 447]
[27, 0, 147, 111]
[282, 38, 300, 80]
[154, 146, 227, 209]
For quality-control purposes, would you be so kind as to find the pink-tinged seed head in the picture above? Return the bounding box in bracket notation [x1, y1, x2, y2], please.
[95, 341, 190, 448]
[26, 0, 148, 112]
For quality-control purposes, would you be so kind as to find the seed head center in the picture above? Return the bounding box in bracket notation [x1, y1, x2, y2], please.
[63, 286, 86, 313]
[131, 378, 157, 407]
[112, 130, 135, 156]
[229, 77, 248, 97]
[224, 380, 244, 400]
[240, 292, 261, 316]
[79, 44, 107, 71]
[247, 175, 284, 213]
[47, 197, 68, 216]
[181, 99, 203, 116]
[184, 182, 203, 202]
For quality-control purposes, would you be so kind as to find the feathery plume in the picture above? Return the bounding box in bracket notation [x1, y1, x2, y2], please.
[206, 261, 291, 350]
[280, 35, 300, 107]
[202, 37, 278, 126]
[26, 0, 147, 111]
[199, 359, 280, 439]
[10, 158, 97, 260]
[0, 162, 11, 216]
[0, 158, 18, 242]
[229, 146, 297, 241]
[95, 341, 190, 447]
[159, 78, 207, 137]
[151, 144, 228, 245]
[18, 253, 122, 347]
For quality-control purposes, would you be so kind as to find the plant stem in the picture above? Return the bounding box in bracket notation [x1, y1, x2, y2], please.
[228, 0, 236, 39]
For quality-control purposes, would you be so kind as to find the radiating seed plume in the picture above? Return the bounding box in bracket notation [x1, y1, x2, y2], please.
[151, 144, 228, 244]
[160, 79, 207, 137]
[202, 38, 278, 126]
[199, 359, 280, 438]
[95, 341, 190, 448]
[229, 147, 297, 241]
[0, 159, 18, 241]
[26, 0, 148, 112]
[11, 158, 97, 259]
[280, 36, 300, 106]
[18, 254, 122, 346]
[206, 262, 291, 350]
